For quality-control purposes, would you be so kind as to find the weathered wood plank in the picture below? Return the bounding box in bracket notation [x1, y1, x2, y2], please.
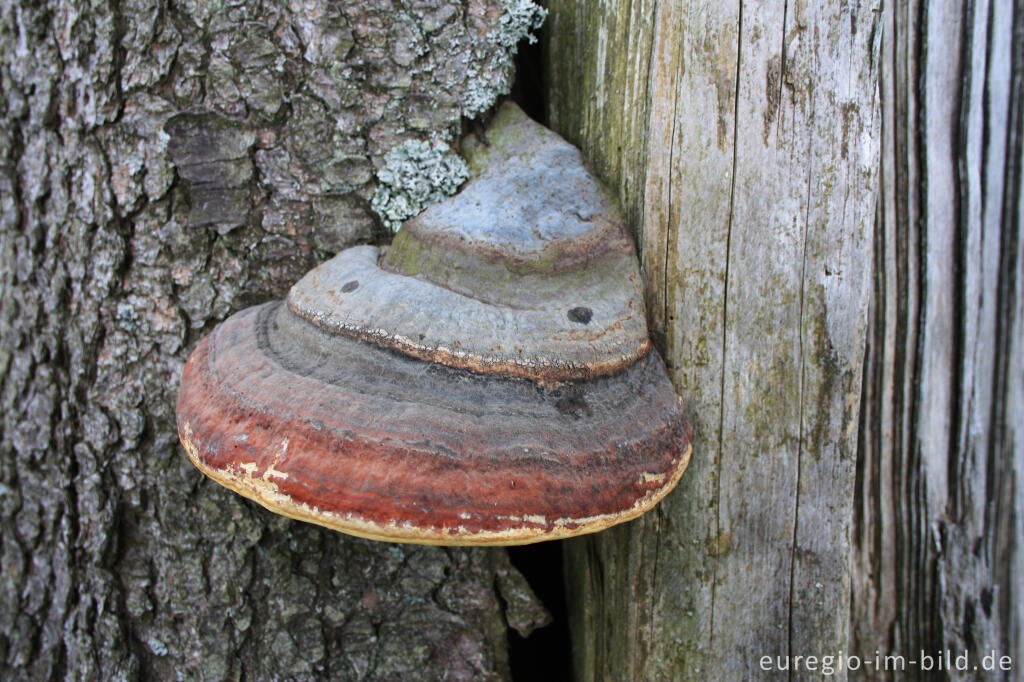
[851, 0, 1024, 676]
[545, 1, 879, 678]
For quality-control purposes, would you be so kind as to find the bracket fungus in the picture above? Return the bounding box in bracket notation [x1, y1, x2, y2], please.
[176, 103, 692, 545]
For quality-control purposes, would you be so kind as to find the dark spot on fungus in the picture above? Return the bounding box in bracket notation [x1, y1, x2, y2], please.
[555, 394, 592, 418]
[567, 306, 592, 324]
[341, 280, 359, 293]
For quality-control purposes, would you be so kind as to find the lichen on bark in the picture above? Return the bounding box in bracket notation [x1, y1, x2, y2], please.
[371, 140, 469, 232]
[368, 0, 546, 231]
[0, 0, 548, 679]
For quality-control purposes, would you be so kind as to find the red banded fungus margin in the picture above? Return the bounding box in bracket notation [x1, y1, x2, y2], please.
[176, 103, 692, 545]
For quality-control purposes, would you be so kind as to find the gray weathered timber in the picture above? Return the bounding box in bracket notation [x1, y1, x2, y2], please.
[545, 1, 880, 679]
[0, 1, 549, 679]
[851, 1, 1024, 678]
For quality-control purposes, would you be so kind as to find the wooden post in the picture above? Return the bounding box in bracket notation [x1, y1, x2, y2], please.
[544, 0, 1023, 678]
[545, 1, 877, 678]
[851, 0, 1024, 672]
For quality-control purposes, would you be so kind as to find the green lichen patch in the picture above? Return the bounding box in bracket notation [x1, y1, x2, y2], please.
[494, 0, 548, 48]
[462, 0, 548, 116]
[370, 141, 469, 233]
[368, 1, 548, 232]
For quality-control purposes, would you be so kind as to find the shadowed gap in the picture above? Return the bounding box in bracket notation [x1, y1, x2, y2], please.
[511, 23, 547, 126]
[505, 22, 572, 682]
[507, 542, 573, 681]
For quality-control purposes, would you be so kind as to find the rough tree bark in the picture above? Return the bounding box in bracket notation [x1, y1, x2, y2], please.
[543, 0, 1022, 680]
[0, 1, 549, 679]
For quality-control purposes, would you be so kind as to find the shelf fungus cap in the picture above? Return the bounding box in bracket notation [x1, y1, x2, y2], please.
[291, 103, 650, 383]
[177, 102, 692, 545]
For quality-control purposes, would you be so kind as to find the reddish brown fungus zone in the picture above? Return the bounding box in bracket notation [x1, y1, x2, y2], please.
[176, 104, 693, 545]
[177, 303, 692, 545]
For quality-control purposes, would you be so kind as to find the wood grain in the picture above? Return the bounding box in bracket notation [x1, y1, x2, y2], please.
[546, 0, 1023, 678]
[545, 1, 880, 678]
[851, 0, 1024, 675]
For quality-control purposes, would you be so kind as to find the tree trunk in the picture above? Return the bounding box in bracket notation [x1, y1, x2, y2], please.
[0, 1, 548, 679]
[542, 0, 1021, 680]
